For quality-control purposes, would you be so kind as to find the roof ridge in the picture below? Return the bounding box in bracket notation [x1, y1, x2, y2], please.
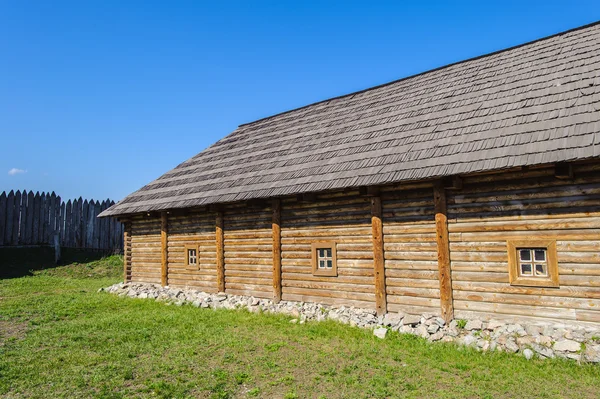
[238, 19, 600, 128]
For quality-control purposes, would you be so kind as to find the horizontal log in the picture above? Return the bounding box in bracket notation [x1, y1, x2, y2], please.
[386, 303, 440, 316]
[453, 290, 600, 311]
[222, 263, 272, 271]
[385, 269, 439, 280]
[282, 280, 375, 294]
[281, 293, 374, 309]
[382, 233, 437, 243]
[449, 218, 600, 233]
[281, 286, 375, 302]
[226, 288, 271, 299]
[223, 276, 272, 286]
[383, 226, 437, 235]
[281, 227, 371, 237]
[454, 299, 578, 320]
[452, 281, 600, 299]
[385, 287, 440, 298]
[386, 295, 440, 307]
[384, 251, 438, 261]
[452, 230, 600, 241]
[282, 273, 373, 285]
[385, 277, 440, 289]
[282, 236, 370, 244]
[223, 251, 273, 259]
[281, 265, 373, 276]
[224, 282, 272, 292]
[384, 259, 439, 270]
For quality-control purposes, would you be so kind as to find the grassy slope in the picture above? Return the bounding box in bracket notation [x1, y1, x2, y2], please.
[0, 254, 599, 398]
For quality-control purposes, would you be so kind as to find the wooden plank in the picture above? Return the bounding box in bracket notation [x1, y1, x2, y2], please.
[371, 196, 387, 315]
[81, 200, 89, 248]
[272, 198, 282, 302]
[123, 221, 131, 283]
[11, 190, 21, 245]
[161, 211, 168, 286]
[0, 191, 6, 245]
[58, 200, 65, 246]
[18, 190, 27, 245]
[64, 199, 72, 247]
[433, 181, 454, 322]
[216, 211, 225, 292]
[48, 192, 57, 243]
[87, 200, 95, 248]
[101, 200, 109, 249]
[93, 201, 101, 248]
[4, 190, 15, 245]
[55, 195, 61, 242]
[40, 192, 47, 244]
[73, 197, 81, 247]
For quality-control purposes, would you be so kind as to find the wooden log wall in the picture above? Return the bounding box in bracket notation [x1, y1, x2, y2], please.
[129, 215, 162, 284]
[280, 190, 375, 309]
[223, 203, 273, 298]
[447, 163, 600, 325]
[166, 210, 217, 292]
[121, 161, 600, 326]
[0, 190, 122, 251]
[381, 183, 441, 316]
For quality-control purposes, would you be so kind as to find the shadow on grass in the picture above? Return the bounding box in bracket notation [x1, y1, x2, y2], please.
[0, 247, 111, 279]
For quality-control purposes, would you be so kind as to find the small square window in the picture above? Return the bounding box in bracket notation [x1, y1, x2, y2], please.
[185, 244, 199, 269]
[311, 242, 337, 277]
[507, 240, 558, 287]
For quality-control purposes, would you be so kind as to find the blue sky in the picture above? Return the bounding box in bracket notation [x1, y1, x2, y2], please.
[1, 1, 598, 202]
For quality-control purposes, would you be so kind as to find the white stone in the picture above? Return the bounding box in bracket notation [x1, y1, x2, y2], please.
[429, 331, 444, 341]
[505, 339, 519, 353]
[553, 339, 581, 352]
[373, 327, 388, 339]
[584, 345, 600, 363]
[415, 325, 430, 339]
[402, 314, 421, 326]
[462, 335, 477, 346]
[486, 319, 505, 330]
[523, 348, 534, 360]
[382, 313, 404, 327]
[427, 324, 440, 334]
[464, 319, 482, 331]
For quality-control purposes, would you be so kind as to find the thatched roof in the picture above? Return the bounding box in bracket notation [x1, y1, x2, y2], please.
[100, 21, 600, 217]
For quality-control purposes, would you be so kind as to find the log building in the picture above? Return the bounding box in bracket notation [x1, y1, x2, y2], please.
[101, 22, 600, 326]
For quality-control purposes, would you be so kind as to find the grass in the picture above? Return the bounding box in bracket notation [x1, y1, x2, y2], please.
[0, 251, 599, 398]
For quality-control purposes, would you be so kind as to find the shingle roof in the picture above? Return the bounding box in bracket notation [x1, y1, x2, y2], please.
[100, 21, 600, 217]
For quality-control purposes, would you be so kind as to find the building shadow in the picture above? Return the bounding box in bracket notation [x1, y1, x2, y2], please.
[0, 247, 109, 279]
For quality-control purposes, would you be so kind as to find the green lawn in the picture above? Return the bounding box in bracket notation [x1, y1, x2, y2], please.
[0, 252, 599, 398]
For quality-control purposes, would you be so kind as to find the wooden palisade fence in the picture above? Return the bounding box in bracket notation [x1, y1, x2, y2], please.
[0, 190, 123, 252]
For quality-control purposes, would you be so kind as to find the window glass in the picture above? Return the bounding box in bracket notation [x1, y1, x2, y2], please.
[520, 250, 531, 261]
[534, 249, 545, 261]
[520, 263, 532, 275]
[535, 264, 547, 276]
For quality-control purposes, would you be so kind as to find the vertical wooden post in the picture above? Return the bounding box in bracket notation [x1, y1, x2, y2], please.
[371, 196, 387, 315]
[123, 220, 131, 283]
[433, 182, 454, 322]
[272, 198, 282, 302]
[161, 212, 168, 286]
[216, 211, 225, 292]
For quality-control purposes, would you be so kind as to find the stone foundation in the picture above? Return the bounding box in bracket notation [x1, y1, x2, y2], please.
[101, 282, 600, 363]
